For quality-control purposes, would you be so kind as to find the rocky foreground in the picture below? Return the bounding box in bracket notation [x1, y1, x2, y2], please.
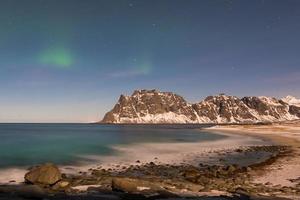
[0, 145, 299, 200]
[101, 89, 300, 124]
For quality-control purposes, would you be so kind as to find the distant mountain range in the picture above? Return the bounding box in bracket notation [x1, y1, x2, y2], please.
[100, 89, 300, 124]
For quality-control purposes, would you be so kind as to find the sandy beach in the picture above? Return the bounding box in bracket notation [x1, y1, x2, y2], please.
[205, 120, 300, 199]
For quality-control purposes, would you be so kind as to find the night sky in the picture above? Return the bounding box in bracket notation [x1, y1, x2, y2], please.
[0, 0, 299, 122]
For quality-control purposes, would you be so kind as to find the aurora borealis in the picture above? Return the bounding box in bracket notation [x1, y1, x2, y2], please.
[39, 47, 73, 68]
[0, 0, 300, 122]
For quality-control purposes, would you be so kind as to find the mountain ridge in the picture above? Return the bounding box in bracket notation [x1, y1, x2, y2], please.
[100, 89, 300, 124]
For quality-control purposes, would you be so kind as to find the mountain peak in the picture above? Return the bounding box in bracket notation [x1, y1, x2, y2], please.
[101, 89, 300, 124]
[282, 95, 300, 107]
[132, 89, 160, 96]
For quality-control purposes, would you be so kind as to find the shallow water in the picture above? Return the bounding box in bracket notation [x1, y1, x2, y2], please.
[0, 123, 226, 168]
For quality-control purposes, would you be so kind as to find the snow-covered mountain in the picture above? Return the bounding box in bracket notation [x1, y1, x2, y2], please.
[282, 95, 300, 107]
[100, 90, 300, 124]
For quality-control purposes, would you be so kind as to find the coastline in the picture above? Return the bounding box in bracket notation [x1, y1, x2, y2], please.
[0, 131, 267, 184]
[0, 122, 299, 199]
[204, 120, 300, 147]
[204, 120, 300, 198]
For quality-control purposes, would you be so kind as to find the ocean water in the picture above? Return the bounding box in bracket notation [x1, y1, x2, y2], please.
[0, 123, 226, 168]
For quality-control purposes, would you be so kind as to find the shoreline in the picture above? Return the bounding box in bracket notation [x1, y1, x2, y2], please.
[204, 121, 300, 190]
[0, 131, 268, 185]
[0, 122, 299, 199]
[0, 144, 294, 199]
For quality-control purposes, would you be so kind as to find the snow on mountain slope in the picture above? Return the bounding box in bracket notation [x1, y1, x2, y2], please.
[282, 95, 300, 107]
[101, 90, 300, 124]
[101, 89, 202, 123]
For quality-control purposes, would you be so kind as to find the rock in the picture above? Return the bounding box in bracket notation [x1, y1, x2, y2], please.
[235, 149, 243, 153]
[213, 178, 227, 186]
[182, 168, 201, 182]
[235, 187, 250, 196]
[233, 177, 244, 185]
[245, 166, 252, 172]
[280, 186, 293, 193]
[112, 177, 163, 194]
[186, 184, 205, 192]
[149, 162, 155, 166]
[218, 169, 228, 177]
[24, 163, 62, 185]
[57, 181, 69, 188]
[61, 173, 67, 179]
[73, 177, 101, 186]
[196, 176, 211, 185]
[226, 165, 236, 174]
[92, 169, 110, 176]
[265, 182, 272, 186]
[52, 181, 70, 190]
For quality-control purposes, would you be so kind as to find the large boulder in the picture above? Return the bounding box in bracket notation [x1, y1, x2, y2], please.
[25, 163, 62, 185]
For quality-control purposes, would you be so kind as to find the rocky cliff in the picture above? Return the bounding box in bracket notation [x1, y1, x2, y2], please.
[101, 89, 300, 124]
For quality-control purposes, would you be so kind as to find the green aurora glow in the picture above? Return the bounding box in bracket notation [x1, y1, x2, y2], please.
[39, 47, 73, 68]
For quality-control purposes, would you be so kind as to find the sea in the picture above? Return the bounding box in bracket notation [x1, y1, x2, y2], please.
[0, 123, 226, 169]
